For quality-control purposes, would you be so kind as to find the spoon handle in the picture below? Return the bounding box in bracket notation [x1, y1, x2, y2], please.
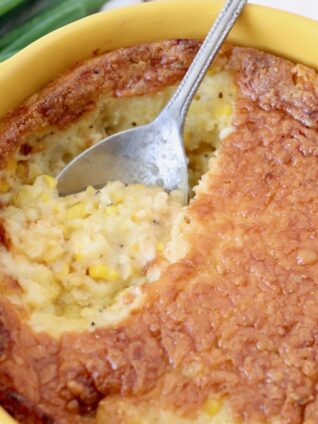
[159, 0, 247, 128]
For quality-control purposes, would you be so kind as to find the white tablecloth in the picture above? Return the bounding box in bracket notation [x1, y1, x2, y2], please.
[102, 0, 318, 21]
[251, 0, 317, 20]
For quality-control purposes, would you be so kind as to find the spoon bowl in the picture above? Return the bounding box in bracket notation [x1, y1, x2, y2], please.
[57, 113, 188, 199]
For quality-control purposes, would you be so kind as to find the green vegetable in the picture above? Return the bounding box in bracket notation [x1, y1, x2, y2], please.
[0, 0, 28, 17]
[83, 0, 109, 13]
[1, 1, 87, 53]
[0, 0, 34, 36]
[0, 0, 60, 38]
[0, 50, 18, 62]
[0, 0, 110, 62]
[0, 0, 72, 49]
[0, 0, 109, 51]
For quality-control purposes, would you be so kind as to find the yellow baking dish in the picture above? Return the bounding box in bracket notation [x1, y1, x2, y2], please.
[1, 0, 318, 422]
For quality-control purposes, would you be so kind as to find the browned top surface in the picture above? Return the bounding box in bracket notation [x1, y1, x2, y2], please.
[2, 41, 318, 424]
[229, 46, 318, 128]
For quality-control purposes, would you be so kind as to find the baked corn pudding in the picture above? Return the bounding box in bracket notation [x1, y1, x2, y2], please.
[1, 39, 318, 424]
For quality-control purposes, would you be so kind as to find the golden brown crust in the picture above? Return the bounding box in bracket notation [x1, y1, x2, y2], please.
[0, 39, 200, 168]
[0, 300, 90, 424]
[228, 46, 318, 128]
[2, 41, 318, 424]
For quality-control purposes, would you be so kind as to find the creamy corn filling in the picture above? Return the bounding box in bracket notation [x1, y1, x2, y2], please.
[0, 70, 236, 336]
[2, 178, 183, 335]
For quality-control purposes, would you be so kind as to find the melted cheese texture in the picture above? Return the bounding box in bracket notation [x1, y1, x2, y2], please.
[0, 70, 236, 337]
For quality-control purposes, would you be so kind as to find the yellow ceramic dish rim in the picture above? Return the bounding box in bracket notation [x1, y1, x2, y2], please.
[1, 0, 318, 422]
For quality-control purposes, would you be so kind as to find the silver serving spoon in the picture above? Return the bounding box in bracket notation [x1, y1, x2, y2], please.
[57, 0, 247, 201]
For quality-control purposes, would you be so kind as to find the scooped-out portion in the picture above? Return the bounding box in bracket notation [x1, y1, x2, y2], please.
[0, 63, 236, 336]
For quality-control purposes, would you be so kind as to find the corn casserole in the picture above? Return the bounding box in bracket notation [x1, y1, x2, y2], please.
[1, 39, 318, 423]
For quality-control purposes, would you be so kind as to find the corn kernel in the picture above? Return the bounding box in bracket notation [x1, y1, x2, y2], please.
[88, 264, 119, 281]
[105, 205, 118, 216]
[66, 203, 89, 220]
[0, 179, 10, 193]
[53, 203, 63, 214]
[40, 193, 50, 203]
[43, 175, 57, 189]
[44, 247, 64, 264]
[130, 243, 139, 253]
[217, 103, 232, 117]
[74, 252, 85, 261]
[112, 192, 123, 204]
[204, 399, 222, 417]
[156, 242, 164, 252]
[86, 185, 96, 195]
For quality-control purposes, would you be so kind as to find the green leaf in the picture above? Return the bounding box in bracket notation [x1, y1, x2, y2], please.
[0, 0, 28, 17]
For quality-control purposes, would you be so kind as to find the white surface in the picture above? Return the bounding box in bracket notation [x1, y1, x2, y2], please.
[251, 0, 318, 20]
[103, 0, 318, 21]
[102, 0, 141, 10]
